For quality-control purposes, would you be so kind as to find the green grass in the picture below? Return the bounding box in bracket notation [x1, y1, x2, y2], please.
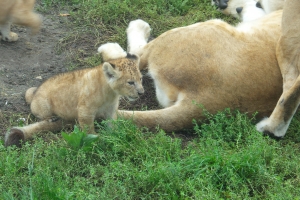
[1, 0, 300, 199]
[1, 110, 300, 199]
[37, 0, 237, 69]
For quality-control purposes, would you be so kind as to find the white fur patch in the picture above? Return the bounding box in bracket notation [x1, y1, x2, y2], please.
[256, 117, 290, 137]
[239, 0, 266, 22]
[155, 83, 171, 108]
[255, 117, 270, 132]
[127, 19, 151, 56]
[149, 68, 172, 107]
[212, 0, 266, 22]
[235, 14, 267, 34]
[97, 42, 127, 61]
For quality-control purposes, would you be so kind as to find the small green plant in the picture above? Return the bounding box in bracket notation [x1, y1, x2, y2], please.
[62, 125, 99, 152]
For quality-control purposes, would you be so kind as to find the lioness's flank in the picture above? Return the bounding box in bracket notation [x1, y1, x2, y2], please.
[5, 43, 144, 147]
[0, 0, 41, 41]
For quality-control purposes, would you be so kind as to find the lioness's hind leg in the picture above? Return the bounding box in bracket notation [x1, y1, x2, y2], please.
[276, 37, 300, 93]
[256, 0, 300, 138]
[0, 22, 18, 42]
[256, 76, 300, 138]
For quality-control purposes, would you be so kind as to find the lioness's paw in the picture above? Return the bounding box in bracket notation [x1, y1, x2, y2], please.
[5, 128, 25, 147]
[256, 117, 283, 140]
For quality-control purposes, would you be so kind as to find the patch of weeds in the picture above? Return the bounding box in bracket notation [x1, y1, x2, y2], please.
[182, 108, 300, 199]
[62, 125, 99, 152]
[194, 108, 257, 147]
[282, 111, 300, 143]
[37, 0, 237, 72]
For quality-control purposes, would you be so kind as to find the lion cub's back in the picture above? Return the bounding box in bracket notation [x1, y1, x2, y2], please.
[34, 67, 101, 106]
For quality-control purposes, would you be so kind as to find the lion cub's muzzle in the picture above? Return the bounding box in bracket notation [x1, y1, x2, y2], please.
[127, 86, 144, 102]
[213, 0, 229, 10]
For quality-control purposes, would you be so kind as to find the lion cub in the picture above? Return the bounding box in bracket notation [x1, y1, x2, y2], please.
[5, 43, 144, 147]
[0, 0, 41, 41]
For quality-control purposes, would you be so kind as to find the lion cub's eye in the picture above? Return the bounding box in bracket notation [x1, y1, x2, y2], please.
[128, 81, 135, 85]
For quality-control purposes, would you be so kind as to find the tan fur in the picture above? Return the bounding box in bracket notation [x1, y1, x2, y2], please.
[119, 11, 283, 132]
[5, 55, 144, 147]
[256, 0, 300, 138]
[0, 0, 41, 42]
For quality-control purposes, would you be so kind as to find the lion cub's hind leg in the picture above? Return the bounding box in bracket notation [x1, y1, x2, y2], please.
[25, 87, 37, 104]
[26, 86, 54, 120]
[5, 119, 66, 147]
[5, 87, 62, 147]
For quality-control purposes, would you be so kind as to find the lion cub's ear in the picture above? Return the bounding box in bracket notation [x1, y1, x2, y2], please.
[103, 62, 120, 81]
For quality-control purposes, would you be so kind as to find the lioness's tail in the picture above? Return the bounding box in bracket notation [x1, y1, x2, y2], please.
[126, 19, 151, 57]
[25, 87, 37, 104]
[118, 100, 202, 132]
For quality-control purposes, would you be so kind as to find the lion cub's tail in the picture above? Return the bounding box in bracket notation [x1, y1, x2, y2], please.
[25, 87, 37, 104]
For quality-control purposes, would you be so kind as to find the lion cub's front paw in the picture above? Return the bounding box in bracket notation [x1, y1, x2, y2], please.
[5, 128, 25, 147]
[1, 32, 19, 42]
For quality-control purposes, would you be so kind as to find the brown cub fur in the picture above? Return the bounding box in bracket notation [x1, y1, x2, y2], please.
[5, 48, 144, 147]
[0, 0, 41, 41]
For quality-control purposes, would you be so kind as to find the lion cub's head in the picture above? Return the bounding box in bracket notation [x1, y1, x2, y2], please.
[102, 54, 144, 101]
[99, 43, 144, 101]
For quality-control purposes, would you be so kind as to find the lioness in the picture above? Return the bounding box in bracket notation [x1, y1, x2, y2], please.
[0, 0, 41, 41]
[5, 43, 144, 147]
[256, 0, 300, 138]
[119, 11, 283, 132]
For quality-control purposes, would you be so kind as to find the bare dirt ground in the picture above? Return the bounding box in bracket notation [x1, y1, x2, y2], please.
[0, 16, 67, 112]
[0, 12, 71, 136]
